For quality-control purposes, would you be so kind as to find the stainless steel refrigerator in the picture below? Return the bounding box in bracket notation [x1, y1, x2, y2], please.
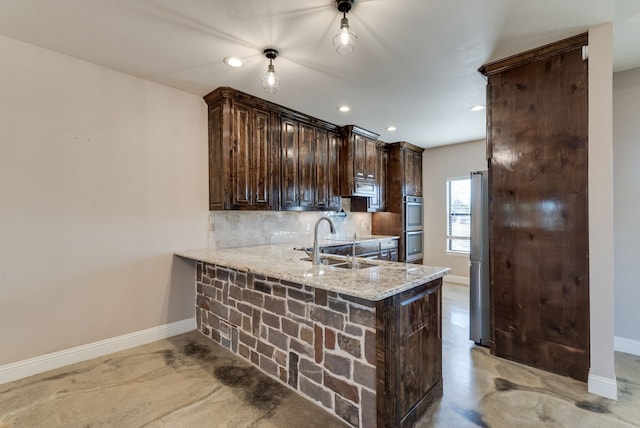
[469, 170, 490, 346]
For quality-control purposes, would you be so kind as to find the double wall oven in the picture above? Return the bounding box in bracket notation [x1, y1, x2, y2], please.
[404, 196, 423, 262]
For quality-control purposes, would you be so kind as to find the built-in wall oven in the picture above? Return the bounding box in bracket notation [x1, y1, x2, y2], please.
[405, 230, 423, 262]
[404, 196, 423, 231]
[403, 196, 423, 262]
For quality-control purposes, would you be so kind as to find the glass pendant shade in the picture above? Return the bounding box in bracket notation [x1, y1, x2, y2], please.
[262, 63, 279, 93]
[333, 16, 357, 55]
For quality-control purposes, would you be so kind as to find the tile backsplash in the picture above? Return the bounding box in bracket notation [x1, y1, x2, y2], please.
[209, 199, 371, 249]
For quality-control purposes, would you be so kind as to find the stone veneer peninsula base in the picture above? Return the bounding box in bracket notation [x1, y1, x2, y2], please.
[191, 259, 443, 428]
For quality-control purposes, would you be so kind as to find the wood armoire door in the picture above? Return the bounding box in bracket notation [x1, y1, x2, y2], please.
[280, 118, 299, 209]
[482, 34, 590, 381]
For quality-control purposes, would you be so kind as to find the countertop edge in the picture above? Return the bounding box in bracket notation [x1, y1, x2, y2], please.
[175, 246, 450, 302]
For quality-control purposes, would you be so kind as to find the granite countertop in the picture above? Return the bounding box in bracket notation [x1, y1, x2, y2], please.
[175, 244, 450, 301]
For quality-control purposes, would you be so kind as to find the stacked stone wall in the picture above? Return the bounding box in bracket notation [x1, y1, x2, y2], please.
[195, 261, 377, 427]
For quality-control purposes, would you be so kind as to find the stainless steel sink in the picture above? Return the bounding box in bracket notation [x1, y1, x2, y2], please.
[300, 257, 377, 269]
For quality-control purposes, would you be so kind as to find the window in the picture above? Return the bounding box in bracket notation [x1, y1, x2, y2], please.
[446, 177, 471, 253]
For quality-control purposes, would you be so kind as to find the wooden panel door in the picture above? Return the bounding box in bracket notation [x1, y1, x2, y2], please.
[485, 39, 589, 381]
[208, 103, 225, 210]
[298, 123, 316, 208]
[353, 135, 367, 179]
[315, 128, 329, 208]
[398, 285, 441, 419]
[252, 108, 271, 206]
[231, 102, 252, 207]
[412, 150, 422, 197]
[370, 144, 387, 211]
[376, 278, 443, 428]
[327, 132, 341, 210]
[281, 118, 299, 209]
[230, 103, 271, 209]
[364, 138, 377, 181]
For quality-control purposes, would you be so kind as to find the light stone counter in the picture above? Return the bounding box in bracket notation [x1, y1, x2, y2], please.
[175, 245, 450, 301]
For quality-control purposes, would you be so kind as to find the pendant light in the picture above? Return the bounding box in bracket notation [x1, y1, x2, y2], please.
[262, 49, 280, 94]
[333, 0, 357, 55]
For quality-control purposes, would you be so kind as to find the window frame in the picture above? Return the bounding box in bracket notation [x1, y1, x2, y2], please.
[446, 176, 471, 255]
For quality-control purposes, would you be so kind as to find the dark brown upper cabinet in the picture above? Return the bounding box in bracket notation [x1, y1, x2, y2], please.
[404, 147, 423, 197]
[280, 117, 341, 211]
[352, 141, 388, 213]
[205, 89, 278, 210]
[385, 142, 424, 213]
[204, 87, 341, 212]
[340, 125, 380, 198]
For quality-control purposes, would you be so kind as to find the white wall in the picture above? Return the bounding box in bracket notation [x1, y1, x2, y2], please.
[613, 66, 640, 347]
[588, 23, 617, 399]
[0, 35, 209, 366]
[422, 139, 486, 279]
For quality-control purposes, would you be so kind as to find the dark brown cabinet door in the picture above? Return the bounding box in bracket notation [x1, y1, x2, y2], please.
[409, 150, 422, 196]
[208, 103, 224, 210]
[253, 109, 271, 205]
[353, 135, 367, 180]
[327, 132, 341, 210]
[298, 124, 316, 208]
[231, 103, 251, 206]
[364, 138, 377, 181]
[398, 285, 441, 419]
[230, 103, 272, 209]
[369, 144, 388, 211]
[314, 129, 341, 210]
[376, 279, 442, 428]
[482, 35, 589, 382]
[315, 129, 329, 208]
[281, 118, 299, 209]
[403, 149, 422, 197]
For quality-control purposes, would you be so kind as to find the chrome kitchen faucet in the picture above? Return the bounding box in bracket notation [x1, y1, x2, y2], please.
[313, 216, 336, 265]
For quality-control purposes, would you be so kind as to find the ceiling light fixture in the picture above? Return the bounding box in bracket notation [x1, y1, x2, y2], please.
[470, 105, 486, 112]
[386, 126, 397, 132]
[223, 56, 244, 68]
[333, 0, 357, 55]
[338, 106, 350, 112]
[262, 49, 280, 94]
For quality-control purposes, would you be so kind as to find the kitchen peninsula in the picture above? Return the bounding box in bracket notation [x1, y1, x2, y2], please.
[176, 244, 449, 428]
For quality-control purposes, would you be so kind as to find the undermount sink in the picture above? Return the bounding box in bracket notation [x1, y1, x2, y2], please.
[300, 257, 377, 270]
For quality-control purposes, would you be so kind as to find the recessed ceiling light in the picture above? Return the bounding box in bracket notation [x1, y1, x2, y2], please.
[470, 105, 485, 112]
[338, 106, 350, 112]
[224, 57, 245, 68]
[386, 126, 397, 132]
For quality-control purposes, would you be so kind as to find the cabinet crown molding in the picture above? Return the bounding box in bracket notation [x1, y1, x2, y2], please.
[479, 32, 588, 76]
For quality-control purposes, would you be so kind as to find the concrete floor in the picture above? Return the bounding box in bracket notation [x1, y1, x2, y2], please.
[1, 283, 639, 427]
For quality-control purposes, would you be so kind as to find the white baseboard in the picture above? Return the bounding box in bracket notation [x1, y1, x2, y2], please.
[588, 372, 618, 400]
[0, 318, 196, 385]
[444, 275, 469, 286]
[614, 336, 640, 356]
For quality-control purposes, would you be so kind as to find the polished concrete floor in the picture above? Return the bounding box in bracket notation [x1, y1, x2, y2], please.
[1, 283, 639, 427]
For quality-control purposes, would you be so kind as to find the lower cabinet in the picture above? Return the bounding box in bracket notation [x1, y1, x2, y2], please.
[376, 278, 443, 427]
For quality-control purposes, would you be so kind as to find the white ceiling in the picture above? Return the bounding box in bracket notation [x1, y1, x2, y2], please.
[1, 0, 639, 148]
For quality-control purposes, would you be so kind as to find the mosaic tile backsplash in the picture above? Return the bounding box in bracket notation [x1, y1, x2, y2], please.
[208, 199, 372, 249]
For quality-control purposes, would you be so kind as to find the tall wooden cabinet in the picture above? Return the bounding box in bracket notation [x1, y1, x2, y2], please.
[479, 33, 590, 382]
[372, 142, 424, 262]
[205, 89, 278, 210]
